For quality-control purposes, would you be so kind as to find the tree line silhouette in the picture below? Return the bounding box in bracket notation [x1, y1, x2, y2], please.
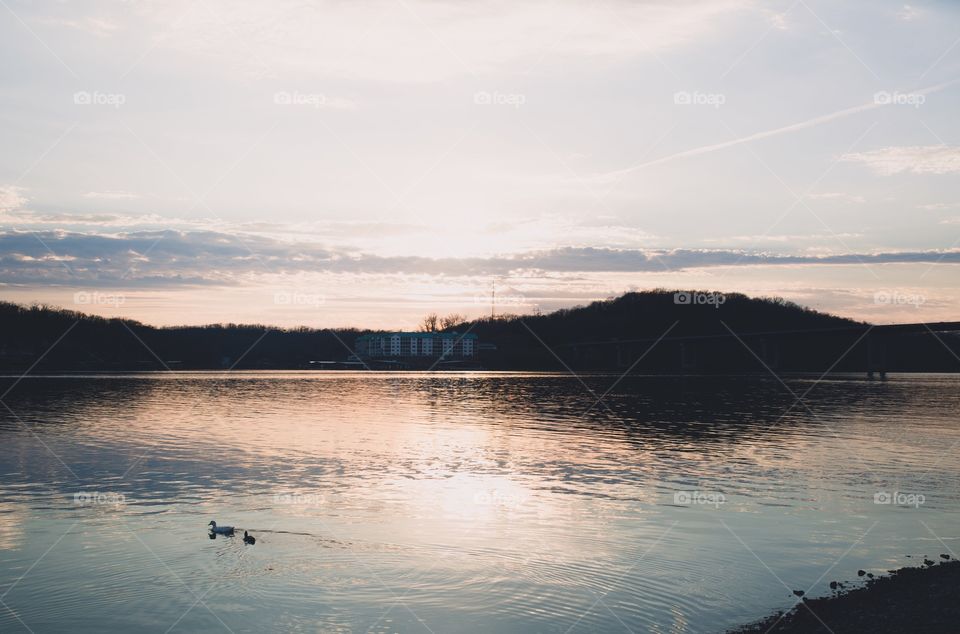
[1, 291, 957, 372]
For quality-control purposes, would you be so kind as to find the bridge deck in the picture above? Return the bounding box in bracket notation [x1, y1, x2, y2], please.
[555, 321, 960, 348]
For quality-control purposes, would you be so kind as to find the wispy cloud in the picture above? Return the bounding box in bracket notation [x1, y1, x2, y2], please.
[808, 192, 866, 203]
[841, 145, 960, 175]
[593, 79, 960, 182]
[125, 0, 749, 82]
[897, 5, 921, 22]
[766, 11, 789, 31]
[704, 232, 864, 245]
[82, 190, 140, 200]
[44, 16, 120, 37]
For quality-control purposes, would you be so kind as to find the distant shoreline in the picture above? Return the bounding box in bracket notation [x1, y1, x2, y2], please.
[4, 293, 959, 373]
[730, 558, 959, 633]
[2, 370, 959, 377]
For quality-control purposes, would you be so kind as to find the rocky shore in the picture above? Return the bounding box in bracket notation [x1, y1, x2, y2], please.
[731, 556, 959, 633]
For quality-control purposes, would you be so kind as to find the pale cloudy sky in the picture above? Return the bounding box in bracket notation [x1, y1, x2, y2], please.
[1, 0, 959, 327]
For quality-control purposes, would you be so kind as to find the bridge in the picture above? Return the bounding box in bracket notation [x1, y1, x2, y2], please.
[551, 322, 960, 376]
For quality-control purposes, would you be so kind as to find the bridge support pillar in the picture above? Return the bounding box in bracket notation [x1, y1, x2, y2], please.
[759, 338, 780, 369]
[681, 342, 696, 371]
[867, 333, 888, 379]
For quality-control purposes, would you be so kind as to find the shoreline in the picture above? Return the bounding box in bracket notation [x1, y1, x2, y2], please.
[730, 557, 959, 633]
[1, 368, 958, 375]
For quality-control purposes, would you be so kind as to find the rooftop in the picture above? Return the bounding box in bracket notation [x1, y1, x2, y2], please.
[356, 331, 478, 340]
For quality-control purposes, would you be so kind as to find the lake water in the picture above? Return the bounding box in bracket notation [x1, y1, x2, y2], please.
[0, 372, 958, 633]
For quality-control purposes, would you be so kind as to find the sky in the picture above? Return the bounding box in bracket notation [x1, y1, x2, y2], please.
[1, 0, 959, 328]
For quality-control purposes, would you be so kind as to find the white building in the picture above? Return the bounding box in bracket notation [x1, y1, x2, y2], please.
[355, 332, 478, 359]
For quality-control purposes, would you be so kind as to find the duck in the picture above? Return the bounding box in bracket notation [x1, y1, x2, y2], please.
[208, 521, 235, 536]
[243, 531, 256, 545]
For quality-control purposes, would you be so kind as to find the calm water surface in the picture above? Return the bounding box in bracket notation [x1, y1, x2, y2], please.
[0, 372, 958, 633]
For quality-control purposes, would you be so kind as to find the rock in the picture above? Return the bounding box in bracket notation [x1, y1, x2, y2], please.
[857, 570, 866, 576]
[830, 581, 838, 590]
[793, 590, 805, 597]
[924, 559, 935, 567]
[941, 554, 951, 560]
[867, 573, 874, 579]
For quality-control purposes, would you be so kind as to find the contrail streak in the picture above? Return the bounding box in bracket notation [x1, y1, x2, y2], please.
[593, 78, 960, 183]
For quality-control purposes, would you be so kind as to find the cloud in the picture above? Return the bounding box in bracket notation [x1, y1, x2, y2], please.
[0, 208, 212, 231]
[808, 192, 866, 204]
[0, 186, 27, 212]
[2, 229, 958, 288]
[131, 0, 749, 82]
[842, 146, 960, 175]
[45, 16, 120, 37]
[82, 190, 140, 200]
[704, 232, 864, 245]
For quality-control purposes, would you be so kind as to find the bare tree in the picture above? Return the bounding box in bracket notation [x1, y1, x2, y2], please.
[440, 313, 467, 330]
[419, 312, 439, 332]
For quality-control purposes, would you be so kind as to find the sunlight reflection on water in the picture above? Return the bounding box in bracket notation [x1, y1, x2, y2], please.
[0, 372, 958, 633]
